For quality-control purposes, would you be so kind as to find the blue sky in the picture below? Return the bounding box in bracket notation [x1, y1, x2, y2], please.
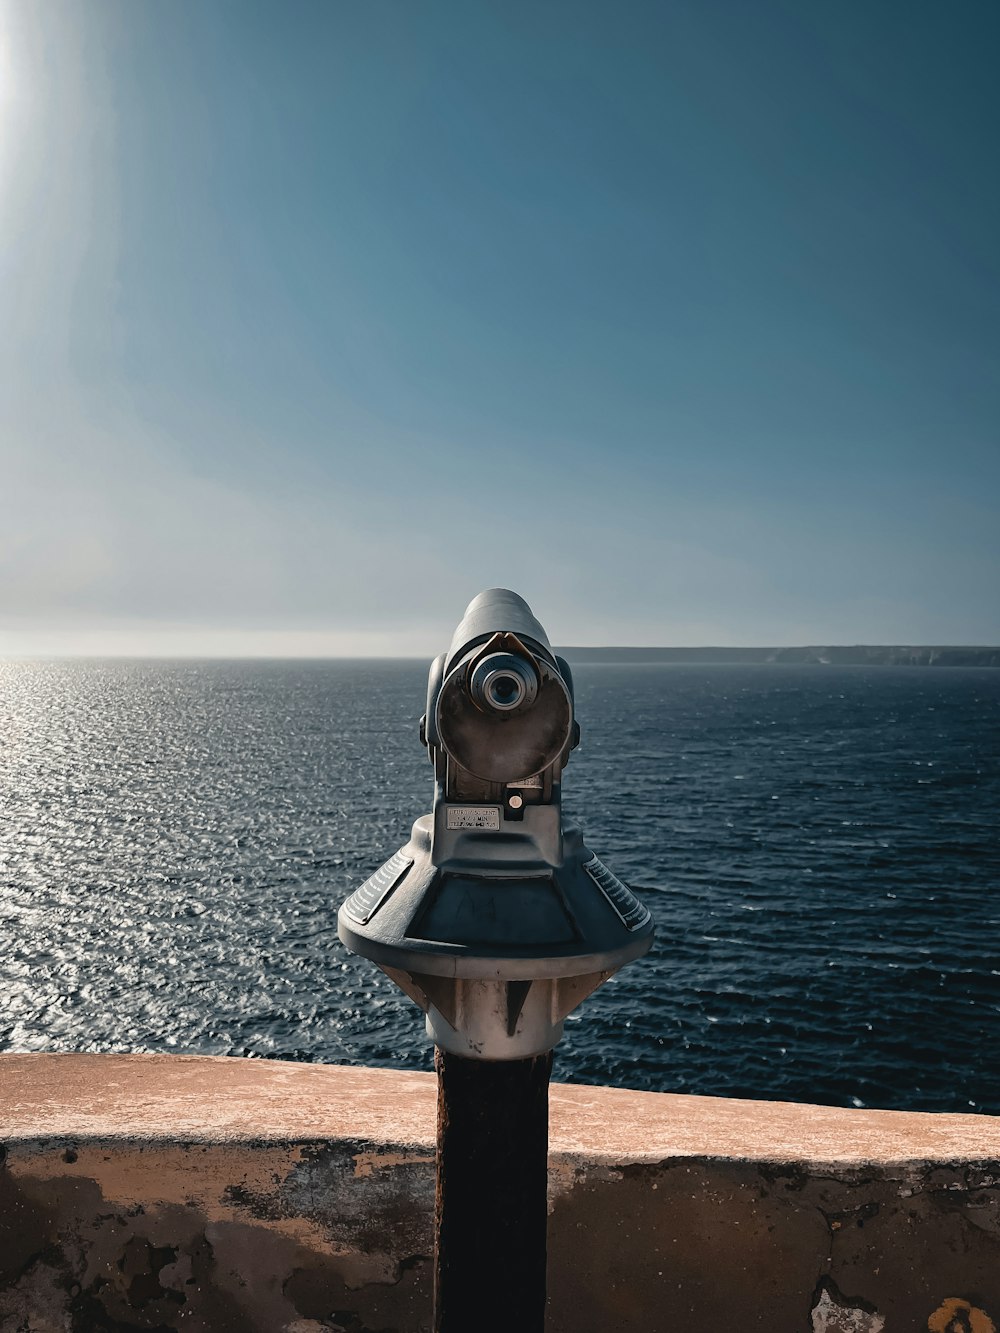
[1, 0, 997, 654]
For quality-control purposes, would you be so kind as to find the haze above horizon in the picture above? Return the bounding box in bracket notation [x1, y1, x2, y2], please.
[2, 637, 998, 663]
[2, 0, 997, 658]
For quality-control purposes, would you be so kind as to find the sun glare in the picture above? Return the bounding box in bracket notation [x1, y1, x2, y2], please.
[0, 10, 18, 183]
[0, 3, 16, 103]
[0, 2, 28, 214]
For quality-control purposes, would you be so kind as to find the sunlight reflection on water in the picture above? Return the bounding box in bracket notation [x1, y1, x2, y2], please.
[1, 659, 998, 1113]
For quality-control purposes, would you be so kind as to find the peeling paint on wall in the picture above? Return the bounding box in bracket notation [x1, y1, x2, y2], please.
[811, 1281, 885, 1332]
[353, 1151, 435, 1179]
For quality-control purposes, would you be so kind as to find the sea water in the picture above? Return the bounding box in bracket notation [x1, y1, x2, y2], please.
[1, 660, 997, 1113]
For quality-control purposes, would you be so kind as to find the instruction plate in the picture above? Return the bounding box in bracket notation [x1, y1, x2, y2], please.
[446, 806, 502, 831]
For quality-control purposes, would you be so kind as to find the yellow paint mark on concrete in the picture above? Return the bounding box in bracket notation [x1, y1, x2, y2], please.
[928, 1298, 997, 1333]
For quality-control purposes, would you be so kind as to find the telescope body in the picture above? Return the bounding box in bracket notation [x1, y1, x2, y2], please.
[338, 589, 653, 1059]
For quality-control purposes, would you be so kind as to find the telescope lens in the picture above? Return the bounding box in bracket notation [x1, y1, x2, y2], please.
[469, 652, 539, 714]
[488, 673, 523, 708]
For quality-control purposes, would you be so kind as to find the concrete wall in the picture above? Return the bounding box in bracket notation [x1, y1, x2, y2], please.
[1, 1053, 999, 1332]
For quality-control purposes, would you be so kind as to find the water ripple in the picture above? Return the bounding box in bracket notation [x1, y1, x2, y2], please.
[1, 660, 998, 1112]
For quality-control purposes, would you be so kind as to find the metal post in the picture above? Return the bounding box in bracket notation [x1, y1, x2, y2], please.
[434, 1047, 552, 1333]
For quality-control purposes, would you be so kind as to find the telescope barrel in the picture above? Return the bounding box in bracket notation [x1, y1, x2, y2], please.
[446, 588, 554, 670]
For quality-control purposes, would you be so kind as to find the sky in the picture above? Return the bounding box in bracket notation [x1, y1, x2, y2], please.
[1, 0, 997, 655]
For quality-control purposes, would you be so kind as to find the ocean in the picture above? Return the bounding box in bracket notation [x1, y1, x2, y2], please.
[1, 659, 998, 1114]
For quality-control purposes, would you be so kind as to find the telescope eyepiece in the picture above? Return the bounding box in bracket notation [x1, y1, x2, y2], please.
[429, 596, 574, 782]
[469, 652, 539, 715]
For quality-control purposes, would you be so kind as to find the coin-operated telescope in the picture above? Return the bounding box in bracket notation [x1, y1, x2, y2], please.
[338, 587, 654, 1060]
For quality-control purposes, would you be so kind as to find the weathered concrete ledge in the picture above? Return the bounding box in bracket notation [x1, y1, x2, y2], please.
[1, 1053, 998, 1331]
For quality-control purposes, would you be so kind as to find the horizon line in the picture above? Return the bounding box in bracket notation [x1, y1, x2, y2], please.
[2, 641, 998, 663]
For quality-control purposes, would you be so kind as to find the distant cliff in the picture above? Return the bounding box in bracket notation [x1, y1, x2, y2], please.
[557, 645, 1000, 667]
